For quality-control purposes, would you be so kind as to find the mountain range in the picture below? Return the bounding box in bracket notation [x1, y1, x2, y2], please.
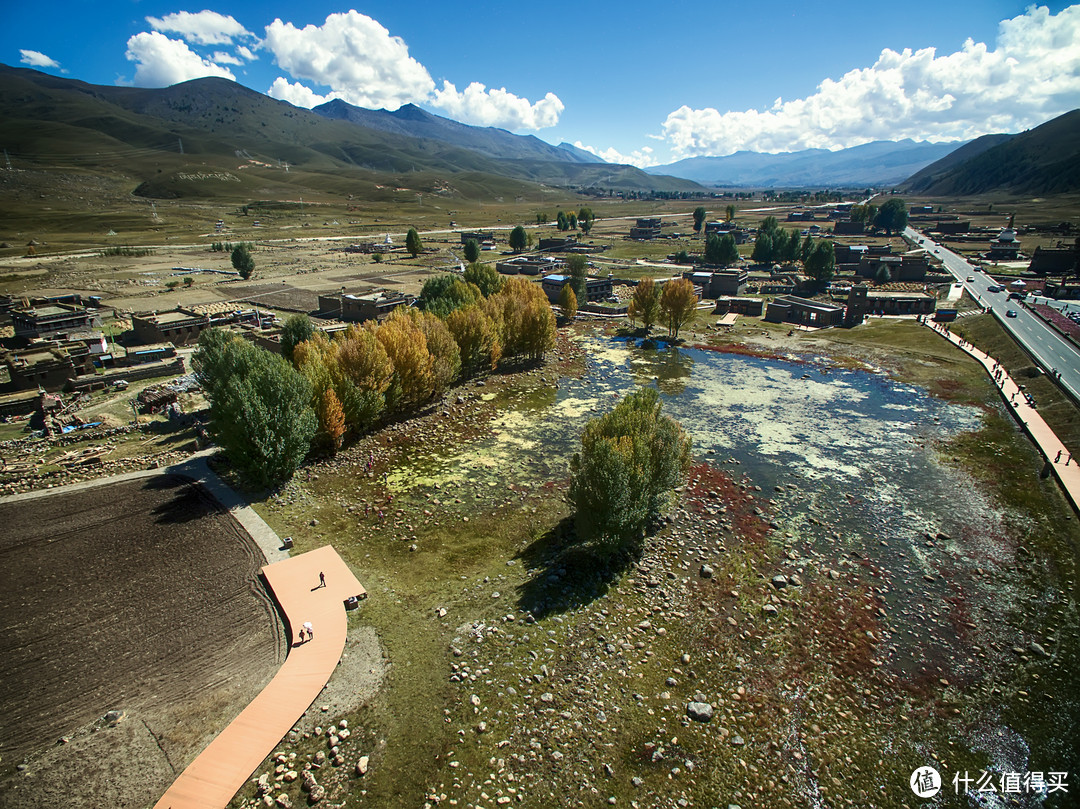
[0, 63, 1077, 200]
[648, 140, 971, 188]
[0, 64, 700, 200]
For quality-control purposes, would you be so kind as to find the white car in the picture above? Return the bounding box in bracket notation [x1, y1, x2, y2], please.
[967, 276, 975, 282]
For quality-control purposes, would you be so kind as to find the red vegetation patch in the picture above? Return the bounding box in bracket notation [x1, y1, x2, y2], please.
[684, 461, 772, 544]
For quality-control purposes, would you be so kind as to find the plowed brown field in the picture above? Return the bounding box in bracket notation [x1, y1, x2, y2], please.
[0, 475, 284, 808]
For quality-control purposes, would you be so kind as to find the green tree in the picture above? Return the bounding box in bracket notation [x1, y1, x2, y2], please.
[280, 313, 315, 362]
[556, 211, 569, 231]
[578, 207, 595, 235]
[463, 263, 504, 297]
[874, 198, 908, 235]
[568, 387, 691, 552]
[850, 204, 870, 224]
[559, 283, 578, 322]
[692, 206, 707, 233]
[804, 240, 836, 283]
[630, 277, 661, 333]
[405, 227, 423, 258]
[783, 228, 802, 263]
[725, 204, 736, 222]
[231, 243, 255, 279]
[874, 263, 892, 285]
[704, 232, 738, 266]
[751, 232, 774, 265]
[509, 225, 527, 253]
[567, 254, 588, 301]
[463, 238, 480, 263]
[166, 280, 180, 291]
[800, 234, 814, 263]
[660, 277, 698, 340]
[419, 274, 480, 317]
[716, 234, 740, 266]
[194, 331, 316, 487]
[568, 212, 578, 230]
[183, 276, 194, 288]
[535, 212, 550, 225]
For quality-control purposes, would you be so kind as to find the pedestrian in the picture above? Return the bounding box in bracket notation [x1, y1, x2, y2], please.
[1067, 455, 1073, 467]
[298, 630, 306, 645]
[319, 571, 326, 588]
[303, 621, 313, 640]
[1056, 450, 1062, 463]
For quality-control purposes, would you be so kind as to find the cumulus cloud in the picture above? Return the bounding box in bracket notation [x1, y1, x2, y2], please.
[236, 45, 256, 61]
[260, 10, 562, 128]
[19, 49, 61, 69]
[267, 77, 338, 108]
[125, 31, 235, 87]
[147, 10, 253, 46]
[212, 51, 243, 66]
[262, 10, 434, 110]
[573, 141, 658, 168]
[431, 81, 563, 131]
[662, 4, 1080, 157]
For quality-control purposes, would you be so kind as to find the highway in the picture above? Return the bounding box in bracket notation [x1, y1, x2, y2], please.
[905, 226, 1080, 401]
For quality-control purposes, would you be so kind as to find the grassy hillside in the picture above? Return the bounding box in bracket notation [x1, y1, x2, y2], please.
[902, 109, 1080, 195]
[0, 65, 701, 202]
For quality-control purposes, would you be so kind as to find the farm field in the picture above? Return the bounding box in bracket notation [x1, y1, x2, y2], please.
[0, 475, 285, 809]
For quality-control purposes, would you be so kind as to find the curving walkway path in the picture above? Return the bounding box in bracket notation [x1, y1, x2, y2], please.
[155, 545, 366, 809]
[925, 319, 1080, 511]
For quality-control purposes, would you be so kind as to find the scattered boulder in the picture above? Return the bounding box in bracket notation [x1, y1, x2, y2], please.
[700, 564, 714, 578]
[686, 701, 714, 722]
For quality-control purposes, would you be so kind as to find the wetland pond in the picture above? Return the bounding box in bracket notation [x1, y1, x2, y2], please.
[378, 331, 1077, 805]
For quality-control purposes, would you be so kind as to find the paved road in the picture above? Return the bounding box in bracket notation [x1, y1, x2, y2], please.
[906, 227, 1080, 401]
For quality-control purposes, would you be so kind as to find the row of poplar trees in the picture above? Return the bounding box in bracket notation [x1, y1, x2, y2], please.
[194, 267, 555, 487]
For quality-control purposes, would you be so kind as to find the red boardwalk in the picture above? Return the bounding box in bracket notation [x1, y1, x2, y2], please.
[155, 546, 366, 809]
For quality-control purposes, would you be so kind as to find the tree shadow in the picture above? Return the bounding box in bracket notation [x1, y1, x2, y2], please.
[146, 475, 218, 524]
[514, 515, 640, 620]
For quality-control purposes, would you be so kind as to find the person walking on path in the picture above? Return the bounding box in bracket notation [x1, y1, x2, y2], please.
[319, 571, 326, 588]
[303, 621, 314, 641]
[1056, 450, 1063, 463]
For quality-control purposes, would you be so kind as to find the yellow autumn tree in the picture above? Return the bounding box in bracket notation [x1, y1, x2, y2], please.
[410, 309, 461, 397]
[490, 276, 555, 361]
[317, 387, 346, 451]
[631, 277, 661, 333]
[447, 304, 502, 376]
[659, 277, 699, 340]
[376, 308, 434, 411]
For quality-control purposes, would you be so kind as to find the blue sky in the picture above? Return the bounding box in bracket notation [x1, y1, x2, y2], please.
[5, 2, 1079, 166]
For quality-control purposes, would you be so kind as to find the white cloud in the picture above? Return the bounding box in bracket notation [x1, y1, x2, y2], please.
[573, 141, 658, 168]
[262, 10, 434, 110]
[147, 10, 253, 46]
[236, 45, 256, 62]
[19, 49, 60, 69]
[661, 4, 1080, 157]
[267, 77, 338, 108]
[260, 10, 562, 129]
[431, 81, 564, 131]
[125, 31, 235, 87]
[212, 51, 243, 66]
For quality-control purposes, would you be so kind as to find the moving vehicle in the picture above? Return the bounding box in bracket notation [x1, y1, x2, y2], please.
[1006, 310, 1018, 318]
[967, 275, 975, 282]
